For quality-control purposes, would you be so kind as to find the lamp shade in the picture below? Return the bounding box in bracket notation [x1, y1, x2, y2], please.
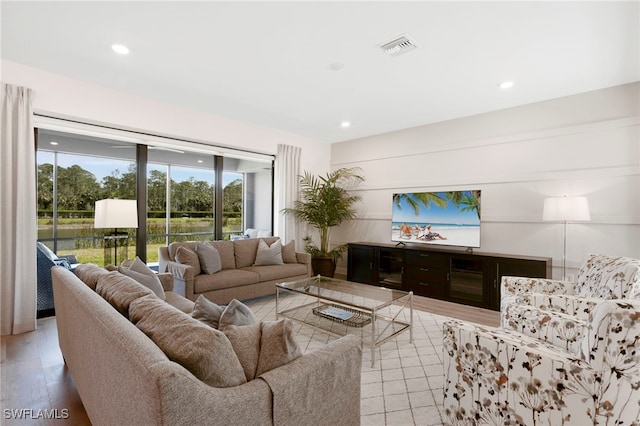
[94, 199, 138, 229]
[542, 196, 591, 222]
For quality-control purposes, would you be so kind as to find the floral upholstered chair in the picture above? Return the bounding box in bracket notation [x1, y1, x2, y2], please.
[442, 254, 640, 425]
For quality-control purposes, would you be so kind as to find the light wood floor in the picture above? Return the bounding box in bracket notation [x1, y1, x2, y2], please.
[0, 295, 498, 424]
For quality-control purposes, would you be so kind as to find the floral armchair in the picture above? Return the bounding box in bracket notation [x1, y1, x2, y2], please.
[501, 254, 640, 314]
[443, 254, 640, 424]
[442, 298, 640, 425]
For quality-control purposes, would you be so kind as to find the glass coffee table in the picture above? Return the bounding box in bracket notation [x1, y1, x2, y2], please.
[276, 275, 413, 366]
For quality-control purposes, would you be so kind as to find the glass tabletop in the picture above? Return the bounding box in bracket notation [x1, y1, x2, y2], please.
[276, 275, 412, 311]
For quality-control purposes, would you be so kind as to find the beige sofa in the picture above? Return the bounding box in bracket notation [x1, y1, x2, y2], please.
[52, 265, 362, 426]
[158, 237, 311, 304]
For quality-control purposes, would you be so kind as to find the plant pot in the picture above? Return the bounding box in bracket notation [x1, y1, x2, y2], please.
[311, 256, 336, 278]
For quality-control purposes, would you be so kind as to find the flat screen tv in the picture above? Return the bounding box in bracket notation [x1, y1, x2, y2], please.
[391, 190, 481, 248]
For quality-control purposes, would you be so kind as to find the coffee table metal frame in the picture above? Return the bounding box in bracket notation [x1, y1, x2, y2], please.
[276, 275, 413, 367]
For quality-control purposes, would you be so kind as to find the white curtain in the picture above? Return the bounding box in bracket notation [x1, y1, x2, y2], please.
[274, 144, 302, 249]
[1, 83, 37, 335]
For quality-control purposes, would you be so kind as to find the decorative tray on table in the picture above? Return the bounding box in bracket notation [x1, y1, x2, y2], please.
[312, 304, 371, 328]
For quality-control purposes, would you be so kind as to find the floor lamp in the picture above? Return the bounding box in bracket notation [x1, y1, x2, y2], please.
[94, 199, 138, 266]
[542, 196, 591, 280]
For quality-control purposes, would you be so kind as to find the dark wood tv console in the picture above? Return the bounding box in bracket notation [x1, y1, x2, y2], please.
[347, 242, 552, 311]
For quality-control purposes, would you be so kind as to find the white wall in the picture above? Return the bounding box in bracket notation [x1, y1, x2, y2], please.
[2, 60, 331, 231]
[331, 83, 640, 279]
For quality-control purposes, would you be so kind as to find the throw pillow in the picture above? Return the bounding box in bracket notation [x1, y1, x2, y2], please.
[96, 272, 157, 317]
[254, 239, 284, 266]
[175, 246, 201, 276]
[129, 295, 247, 388]
[119, 256, 166, 300]
[196, 242, 222, 275]
[191, 295, 224, 328]
[208, 240, 236, 270]
[74, 263, 110, 291]
[223, 323, 262, 381]
[218, 299, 257, 330]
[281, 240, 297, 264]
[256, 319, 303, 376]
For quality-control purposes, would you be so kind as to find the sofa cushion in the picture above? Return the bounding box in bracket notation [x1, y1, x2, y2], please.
[164, 291, 195, 313]
[233, 237, 279, 268]
[223, 322, 262, 381]
[281, 240, 297, 264]
[96, 272, 157, 317]
[256, 319, 302, 376]
[129, 295, 247, 388]
[209, 240, 236, 270]
[74, 263, 110, 291]
[254, 239, 284, 266]
[119, 257, 166, 300]
[219, 299, 257, 330]
[243, 263, 309, 282]
[175, 246, 201, 276]
[191, 295, 225, 328]
[196, 242, 222, 275]
[194, 269, 260, 293]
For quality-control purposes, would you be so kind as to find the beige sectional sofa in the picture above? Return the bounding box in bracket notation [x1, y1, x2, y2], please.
[52, 264, 362, 426]
[158, 237, 311, 304]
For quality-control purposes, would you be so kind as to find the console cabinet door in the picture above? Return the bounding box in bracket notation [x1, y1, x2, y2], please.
[347, 245, 375, 284]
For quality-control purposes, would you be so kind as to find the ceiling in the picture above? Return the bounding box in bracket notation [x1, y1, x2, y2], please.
[2, 1, 639, 144]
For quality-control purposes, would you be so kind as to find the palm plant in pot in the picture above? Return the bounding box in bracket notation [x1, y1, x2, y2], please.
[282, 167, 364, 277]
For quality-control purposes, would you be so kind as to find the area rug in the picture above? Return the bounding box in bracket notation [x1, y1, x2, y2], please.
[244, 294, 449, 426]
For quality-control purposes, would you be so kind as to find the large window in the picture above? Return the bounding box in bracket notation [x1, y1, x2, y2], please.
[37, 126, 274, 266]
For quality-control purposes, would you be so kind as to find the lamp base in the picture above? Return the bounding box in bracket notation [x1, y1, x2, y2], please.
[103, 232, 129, 266]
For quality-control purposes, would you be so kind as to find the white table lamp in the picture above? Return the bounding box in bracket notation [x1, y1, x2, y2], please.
[94, 199, 138, 265]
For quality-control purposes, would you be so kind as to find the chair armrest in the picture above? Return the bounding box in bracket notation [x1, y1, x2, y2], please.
[58, 254, 79, 264]
[501, 303, 587, 356]
[157, 273, 174, 292]
[500, 276, 577, 311]
[258, 335, 362, 426]
[513, 293, 600, 321]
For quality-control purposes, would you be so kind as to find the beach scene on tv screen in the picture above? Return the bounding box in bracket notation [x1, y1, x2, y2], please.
[391, 190, 481, 248]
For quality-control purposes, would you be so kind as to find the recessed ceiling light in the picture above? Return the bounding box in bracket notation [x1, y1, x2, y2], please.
[111, 44, 130, 55]
[340, 121, 351, 128]
[197, 160, 204, 164]
[499, 81, 514, 89]
[49, 141, 58, 146]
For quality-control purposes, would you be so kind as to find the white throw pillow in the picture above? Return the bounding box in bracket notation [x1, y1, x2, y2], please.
[196, 242, 222, 275]
[253, 239, 283, 266]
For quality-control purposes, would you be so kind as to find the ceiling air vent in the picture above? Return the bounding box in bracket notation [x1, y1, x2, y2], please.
[378, 34, 420, 57]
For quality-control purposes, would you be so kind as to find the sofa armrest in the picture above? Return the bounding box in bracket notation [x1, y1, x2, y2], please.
[153, 363, 273, 426]
[295, 251, 312, 276]
[157, 273, 174, 292]
[258, 334, 362, 426]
